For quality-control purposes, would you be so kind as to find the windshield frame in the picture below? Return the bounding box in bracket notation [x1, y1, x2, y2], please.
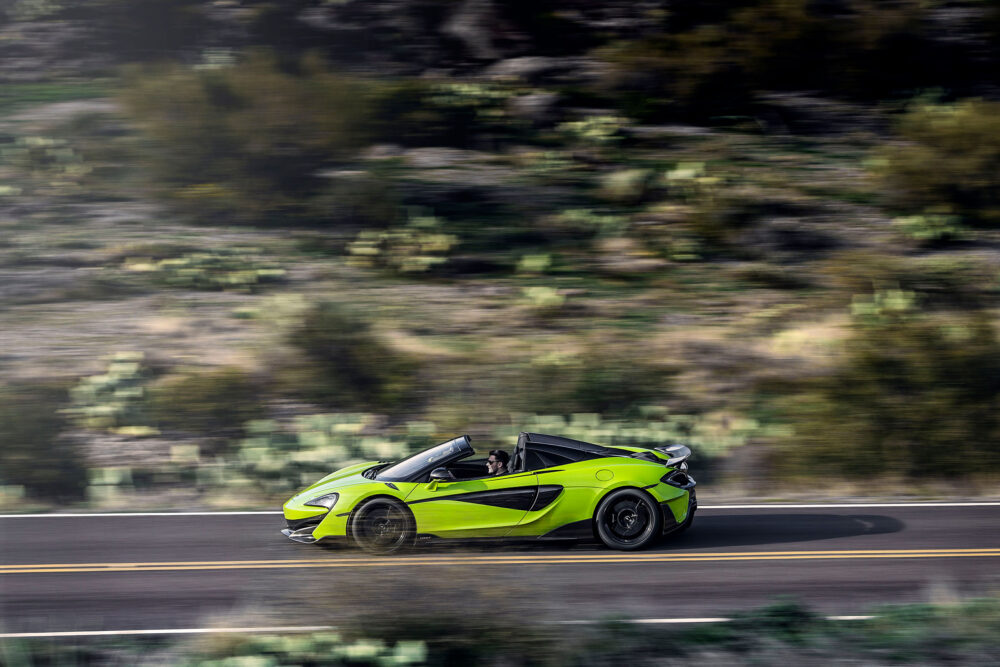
[375, 435, 474, 483]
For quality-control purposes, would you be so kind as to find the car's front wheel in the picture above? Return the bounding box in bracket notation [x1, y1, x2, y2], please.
[350, 498, 414, 554]
[594, 488, 663, 551]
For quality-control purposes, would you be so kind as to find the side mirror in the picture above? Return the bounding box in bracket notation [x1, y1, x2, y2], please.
[429, 467, 455, 481]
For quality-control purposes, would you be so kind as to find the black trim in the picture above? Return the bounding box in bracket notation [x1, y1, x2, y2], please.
[498, 472, 535, 481]
[659, 500, 679, 533]
[384, 482, 399, 490]
[539, 519, 594, 540]
[528, 485, 563, 511]
[336, 511, 351, 517]
[660, 470, 696, 490]
[285, 514, 325, 531]
[500, 469, 564, 481]
[661, 489, 697, 535]
[522, 432, 635, 459]
[407, 487, 538, 511]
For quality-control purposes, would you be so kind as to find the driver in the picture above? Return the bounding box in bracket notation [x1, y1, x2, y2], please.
[486, 450, 510, 476]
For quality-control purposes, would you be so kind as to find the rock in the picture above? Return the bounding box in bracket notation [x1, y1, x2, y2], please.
[441, 0, 503, 60]
[360, 144, 405, 160]
[483, 56, 562, 81]
[598, 168, 656, 204]
[506, 92, 561, 126]
[593, 236, 667, 276]
[482, 56, 610, 86]
[755, 93, 888, 136]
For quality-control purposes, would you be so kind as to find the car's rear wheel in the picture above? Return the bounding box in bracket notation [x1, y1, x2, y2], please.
[350, 498, 414, 554]
[594, 488, 663, 551]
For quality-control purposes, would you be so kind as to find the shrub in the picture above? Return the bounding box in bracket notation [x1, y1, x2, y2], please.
[147, 367, 265, 441]
[120, 53, 372, 225]
[67, 351, 155, 433]
[773, 302, 1000, 478]
[119, 248, 286, 292]
[347, 213, 457, 274]
[0, 383, 86, 501]
[283, 303, 419, 411]
[877, 99, 1000, 227]
[598, 0, 977, 120]
[510, 348, 674, 417]
[557, 115, 629, 146]
[62, 0, 211, 61]
[121, 56, 529, 225]
[893, 212, 964, 245]
[822, 251, 998, 310]
[657, 163, 799, 253]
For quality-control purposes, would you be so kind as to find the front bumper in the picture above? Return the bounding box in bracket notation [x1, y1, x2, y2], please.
[281, 527, 319, 544]
[281, 512, 327, 544]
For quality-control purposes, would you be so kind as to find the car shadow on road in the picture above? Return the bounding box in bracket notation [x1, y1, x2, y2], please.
[304, 513, 905, 555]
[656, 513, 906, 551]
[402, 512, 906, 554]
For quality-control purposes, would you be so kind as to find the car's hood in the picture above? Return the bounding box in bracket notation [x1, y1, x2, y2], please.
[292, 460, 383, 498]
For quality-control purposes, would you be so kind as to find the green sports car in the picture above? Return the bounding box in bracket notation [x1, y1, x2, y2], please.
[281, 432, 696, 552]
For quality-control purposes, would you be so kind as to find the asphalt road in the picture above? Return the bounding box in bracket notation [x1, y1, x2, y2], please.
[2, 504, 999, 634]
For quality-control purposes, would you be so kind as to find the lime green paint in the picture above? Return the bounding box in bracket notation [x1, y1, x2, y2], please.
[283, 455, 693, 544]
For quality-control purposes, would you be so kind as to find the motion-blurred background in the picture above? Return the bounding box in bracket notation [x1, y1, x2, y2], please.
[1, 0, 999, 510]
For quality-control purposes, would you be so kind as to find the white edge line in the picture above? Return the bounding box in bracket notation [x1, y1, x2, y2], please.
[0, 511, 284, 518]
[699, 503, 1000, 509]
[0, 626, 333, 639]
[3, 616, 878, 638]
[3, 503, 1000, 518]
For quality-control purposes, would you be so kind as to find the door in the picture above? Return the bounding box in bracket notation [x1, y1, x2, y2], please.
[404, 472, 538, 539]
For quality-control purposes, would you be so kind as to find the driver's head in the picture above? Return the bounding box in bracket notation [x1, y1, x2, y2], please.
[487, 449, 510, 474]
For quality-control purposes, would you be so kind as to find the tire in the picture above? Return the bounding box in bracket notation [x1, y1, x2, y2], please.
[594, 488, 663, 551]
[350, 498, 414, 554]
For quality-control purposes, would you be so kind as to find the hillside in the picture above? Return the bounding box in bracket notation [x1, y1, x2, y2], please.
[1, 0, 999, 508]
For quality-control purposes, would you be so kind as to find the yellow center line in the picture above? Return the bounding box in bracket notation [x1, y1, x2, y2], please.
[3, 548, 1000, 574]
[5, 548, 1000, 569]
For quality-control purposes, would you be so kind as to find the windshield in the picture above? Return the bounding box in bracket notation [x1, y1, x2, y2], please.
[375, 436, 468, 482]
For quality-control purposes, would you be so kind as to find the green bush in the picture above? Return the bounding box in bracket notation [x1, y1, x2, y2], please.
[599, 0, 975, 120]
[63, 0, 211, 61]
[822, 251, 998, 310]
[893, 212, 964, 245]
[147, 367, 265, 442]
[773, 301, 1000, 478]
[509, 349, 674, 417]
[120, 53, 372, 225]
[655, 163, 801, 253]
[67, 351, 156, 434]
[283, 303, 419, 411]
[187, 631, 427, 666]
[877, 99, 1000, 227]
[499, 412, 765, 461]
[0, 383, 86, 501]
[347, 213, 457, 274]
[119, 248, 286, 292]
[121, 55, 531, 225]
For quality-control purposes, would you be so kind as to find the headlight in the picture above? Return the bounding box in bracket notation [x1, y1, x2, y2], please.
[304, 492, 339, 509]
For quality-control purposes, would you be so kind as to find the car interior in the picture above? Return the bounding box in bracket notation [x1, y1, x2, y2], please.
[436, 433, 593, 481]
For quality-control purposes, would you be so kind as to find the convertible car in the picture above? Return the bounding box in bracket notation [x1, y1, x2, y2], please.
[281, 432, 696, 552]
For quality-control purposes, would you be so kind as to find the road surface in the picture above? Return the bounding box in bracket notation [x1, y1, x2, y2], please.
[2, 504, 998, 634]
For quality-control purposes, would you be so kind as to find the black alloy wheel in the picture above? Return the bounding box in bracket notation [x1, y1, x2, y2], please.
[594, 488, 663, 551]
[350, 498, 414, 554]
